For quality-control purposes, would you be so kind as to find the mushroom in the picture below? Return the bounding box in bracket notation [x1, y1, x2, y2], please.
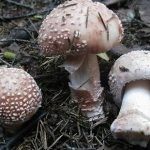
[109, 50, 150, 147]
[0, 68, 42, 131]
[38, 0, 123, 120]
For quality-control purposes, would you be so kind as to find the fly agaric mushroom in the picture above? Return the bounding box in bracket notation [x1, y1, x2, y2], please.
[0, 68, 42, 131]
[109, 50, 150, 147]
[38, 0, 123, 120]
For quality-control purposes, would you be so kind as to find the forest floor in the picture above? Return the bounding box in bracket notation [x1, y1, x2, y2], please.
[0, 0, 150, 149]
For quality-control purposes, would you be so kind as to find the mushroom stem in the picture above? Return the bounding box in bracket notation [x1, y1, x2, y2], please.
[63, 54, 104, 121]
[111, 80, 150, 147]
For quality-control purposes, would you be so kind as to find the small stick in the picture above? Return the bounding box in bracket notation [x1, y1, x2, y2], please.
[78, 77, 91, 89]
[0, 8, 52, 21]
[98, 12, 107, 30]
[106, 24, 109, 41]
[85, 7, 89, 28]
[48, 135, 63, 149]
[5, 0, 33, 10]
[28, 18, 38, 34]
[61, 3, 77, 8]
[0, 39, 35, 44]
[0, 57, 12, 67]
[98, 12, 109, 41]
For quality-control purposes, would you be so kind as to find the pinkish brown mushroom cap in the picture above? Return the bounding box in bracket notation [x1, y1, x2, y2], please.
[38, 0, 123, 56]
[109, 50, 150, 106]
[0, 68, 42, 129]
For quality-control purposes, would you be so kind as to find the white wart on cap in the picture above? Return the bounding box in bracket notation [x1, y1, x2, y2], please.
[38, 0, 123, 55]
[0, 68, 42, 129]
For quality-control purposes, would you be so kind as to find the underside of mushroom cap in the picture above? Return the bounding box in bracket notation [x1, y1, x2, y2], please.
[38, 0, 123, 56]
[109, 50, 150, 106]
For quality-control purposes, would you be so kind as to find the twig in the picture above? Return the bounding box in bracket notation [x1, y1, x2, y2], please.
[0, 8, 52, 21]
[22, 27, 35, 40]
[28, 18, 39, 33]
[0, 38, 35, 44]
[98, 12, 107, 31]
[48, 135, 63, 149]
[78, 77, 91, 89]
[101, 132, 112, 141]
[60, 3, 77, 8]
[94, 136, 103, 145]
[0, 57, 12, 67]
[5, 0, 33, 10]
[106, 24, 109, 41]
[92, 117, 107, 129]
[85, 7, 89, 28]
[98, 12, 109, 41]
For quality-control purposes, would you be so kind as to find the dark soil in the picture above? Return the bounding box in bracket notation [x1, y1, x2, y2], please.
[0, 0, 150, 150]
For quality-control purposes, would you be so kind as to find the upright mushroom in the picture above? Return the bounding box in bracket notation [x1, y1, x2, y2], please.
[0, 68, 42, 131]
[38, 0, 123, 120]
[109, 50, 150, 147]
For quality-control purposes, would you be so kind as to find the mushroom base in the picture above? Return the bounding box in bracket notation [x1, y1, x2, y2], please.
[63, 54, 105, 121]
[111, 80, 150, 147]
[70, 86, 104, 121]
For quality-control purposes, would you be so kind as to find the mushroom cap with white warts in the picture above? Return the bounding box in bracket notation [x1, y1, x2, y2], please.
[0, 68, 42, 129]
[109, 50, 150, 106]
[38, 0, 123, 56]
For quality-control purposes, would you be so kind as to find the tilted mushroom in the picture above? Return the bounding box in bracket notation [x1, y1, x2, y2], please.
[0, 68, 42, 131]
[109, 50, 150, 147]
[38, 0, 123, 120]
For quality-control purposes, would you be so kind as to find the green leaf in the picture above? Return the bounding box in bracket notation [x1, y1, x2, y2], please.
[3, 51, 16, 60]
[32, 15, 43, 20]
[97, 53, 110, 61]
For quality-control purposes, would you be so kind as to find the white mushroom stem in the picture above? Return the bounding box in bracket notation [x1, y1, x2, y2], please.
[111, 80, 150, 147]
[62, 54, 104, 121]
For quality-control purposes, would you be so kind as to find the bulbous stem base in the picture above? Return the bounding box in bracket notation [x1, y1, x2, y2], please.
[111, 80, 150, 147]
